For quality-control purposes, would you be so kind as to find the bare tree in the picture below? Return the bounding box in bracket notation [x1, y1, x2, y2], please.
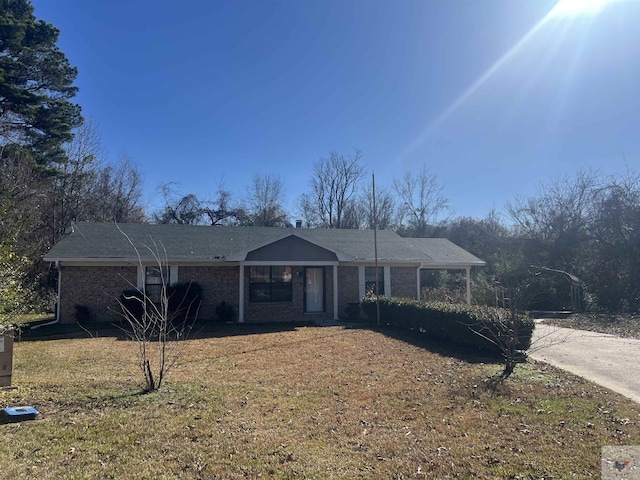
[244, 174, 289, 227]
[298, 150, 364, 228]
[51, 119, 104, 240]
[364, 183, 396, 231]
[153, 183, 206, 225]
[115, 230, 199, 392]
[393, 165, 449, 237]
[506, 169, 597, 268]
[472, 266, 574, 384]
[470, 305, 532, 383]
[341, 183, 396, 230]
[202, 184, 246, 226]
[340, 197, 367, 229]
[85, 154, 145, 223]
[0, 146, 56, 306]
[587, 169, 640, 311]
[153, 183, 245, 226]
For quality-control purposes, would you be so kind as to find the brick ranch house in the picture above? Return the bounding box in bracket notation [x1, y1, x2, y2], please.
[43, 222, 485, 324]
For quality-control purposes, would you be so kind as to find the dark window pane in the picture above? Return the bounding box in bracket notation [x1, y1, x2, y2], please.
[248, 266, 293, 303]
[145, 266, 169, 303]
[249, 266, 270, 283]
[365, 266, 383, 282]
[271, 283, 293, 302]
[146, 285, 162, 304]
[365, 267, 384, 295]
[249, 284, 271, 302]
[272, 266, 292, 283]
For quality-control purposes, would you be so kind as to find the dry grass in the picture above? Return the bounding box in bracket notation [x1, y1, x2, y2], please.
[1, 312, 54, 325]
[544, 313, 640, 339]
[2, 323, 640, 479]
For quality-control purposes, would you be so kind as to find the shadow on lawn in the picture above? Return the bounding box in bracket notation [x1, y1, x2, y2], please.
[365, 323, 500, 366]
[14, 318, 313, 342]
[16, 318, 502, 369]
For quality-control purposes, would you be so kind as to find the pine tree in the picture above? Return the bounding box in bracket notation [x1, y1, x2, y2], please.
[0, 0, 82, 165]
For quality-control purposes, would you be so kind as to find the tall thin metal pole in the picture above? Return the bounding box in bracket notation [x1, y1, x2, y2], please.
[372, 172, 380, 327]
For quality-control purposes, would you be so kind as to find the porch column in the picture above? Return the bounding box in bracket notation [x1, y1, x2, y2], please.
[416, 267, 421, 301]
[358, 266, 365, 299]
[333, 264, 339, 320]
[465, 266, 471, 305]
[239, 263, 245, 323]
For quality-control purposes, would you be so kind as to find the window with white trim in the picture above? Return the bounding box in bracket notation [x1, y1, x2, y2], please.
[365, 266, 384, 295]
[145, 266, 170, 303]
[249, 266, 292, 302]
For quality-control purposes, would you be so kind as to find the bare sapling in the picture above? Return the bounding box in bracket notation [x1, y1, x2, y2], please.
[472, 272, 570, 385]
[115, 227, 200, 392]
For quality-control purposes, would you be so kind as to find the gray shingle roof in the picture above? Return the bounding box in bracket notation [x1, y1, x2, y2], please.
[406, 238, 486, 266]
[44, 222, 485, 267]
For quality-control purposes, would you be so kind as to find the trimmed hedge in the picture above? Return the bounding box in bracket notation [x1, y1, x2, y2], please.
[361, 296, 534, 356]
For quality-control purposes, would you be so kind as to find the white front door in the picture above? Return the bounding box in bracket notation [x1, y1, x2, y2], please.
[305, 267, 324, 313]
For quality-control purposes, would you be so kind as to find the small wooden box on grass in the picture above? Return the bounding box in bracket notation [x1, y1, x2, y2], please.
[0, 325, 14, 387]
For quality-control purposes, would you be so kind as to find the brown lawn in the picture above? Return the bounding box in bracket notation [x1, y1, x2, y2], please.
[1, 323, 639, 479]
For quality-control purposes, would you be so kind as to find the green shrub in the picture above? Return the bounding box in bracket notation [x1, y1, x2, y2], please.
[361, 296, 534, 356]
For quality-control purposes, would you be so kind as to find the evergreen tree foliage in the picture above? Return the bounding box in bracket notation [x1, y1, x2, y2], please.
[0, 0, 82, 165]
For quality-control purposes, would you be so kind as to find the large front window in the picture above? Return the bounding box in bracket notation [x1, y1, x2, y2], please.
[249, 266, 292, 302]
[365, 266, 384, 295]
[145, 266, 169, 303]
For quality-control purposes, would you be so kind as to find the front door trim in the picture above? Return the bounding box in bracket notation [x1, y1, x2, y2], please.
[304, 267, 325, 313]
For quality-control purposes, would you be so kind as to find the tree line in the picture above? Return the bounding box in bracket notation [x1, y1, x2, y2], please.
[1, 1, 638, 315]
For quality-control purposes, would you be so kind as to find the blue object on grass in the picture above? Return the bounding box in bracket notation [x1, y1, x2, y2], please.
[2, 406, 39, 422]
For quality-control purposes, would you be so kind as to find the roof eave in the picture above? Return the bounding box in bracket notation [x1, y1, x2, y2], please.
[43, 257, 232, 265]
[420, 261, 486, 268]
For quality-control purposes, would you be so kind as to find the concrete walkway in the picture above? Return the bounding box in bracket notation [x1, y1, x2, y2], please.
[530, 321, 640, 404]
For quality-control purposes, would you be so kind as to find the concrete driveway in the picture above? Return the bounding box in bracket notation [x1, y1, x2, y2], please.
[530, 321, 640, 404]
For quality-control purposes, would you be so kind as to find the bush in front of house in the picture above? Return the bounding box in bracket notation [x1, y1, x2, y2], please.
[215, 301, 235, 322]
[120, 289, 146, 321]
[74, 304, 91, 324]
[167, 282, 203, 321]
[360, 296, 534, 356]
[119, 282, 203, 323]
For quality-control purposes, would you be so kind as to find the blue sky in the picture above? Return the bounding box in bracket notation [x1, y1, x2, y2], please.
[31, 0, 640, 220]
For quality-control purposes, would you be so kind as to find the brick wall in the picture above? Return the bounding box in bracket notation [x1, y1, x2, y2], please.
[179, 266, 239, 321]
[244, 266, 304, 322]
[59, 265, 137, 323]
[390, 267, 418, 299]
[337, 266, 359, 319]
[58, 263, 416, 324]
[325, 267, 334, 319]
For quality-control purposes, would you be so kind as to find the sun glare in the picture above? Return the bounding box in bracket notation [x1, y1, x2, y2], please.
[551, 0, 614, 17]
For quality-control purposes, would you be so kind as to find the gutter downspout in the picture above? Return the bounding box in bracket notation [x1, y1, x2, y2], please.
[32, 260, 61, 330]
